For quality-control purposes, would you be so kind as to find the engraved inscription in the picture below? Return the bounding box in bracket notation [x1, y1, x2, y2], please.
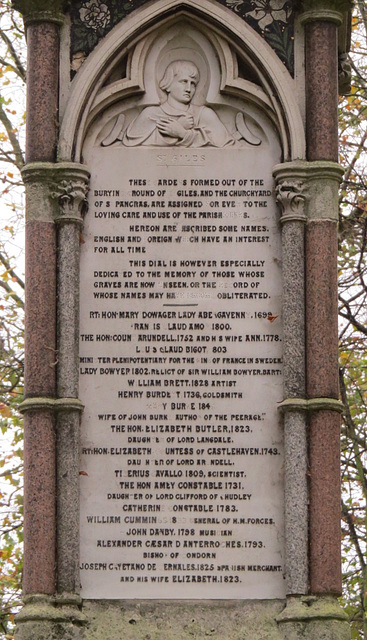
[79, 143, 284, 600]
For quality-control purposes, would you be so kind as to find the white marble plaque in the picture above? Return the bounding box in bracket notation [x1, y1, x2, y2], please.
[79, 138, 285, 598]
[78, 30, 286, 599]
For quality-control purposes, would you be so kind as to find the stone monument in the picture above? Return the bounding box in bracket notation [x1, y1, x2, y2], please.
[14, 0, 352, 638]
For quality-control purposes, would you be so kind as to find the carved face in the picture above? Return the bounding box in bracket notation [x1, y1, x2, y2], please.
[166, 67, 198, 104]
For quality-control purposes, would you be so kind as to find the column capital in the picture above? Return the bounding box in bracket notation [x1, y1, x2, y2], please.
[22, 162, 90, 224]
[273, 162, 309, 224]
[12, 0, 67, 25]
[51, 164, 90, 226]
[299, 0, 351, 27]
[274, 161, 343, 223]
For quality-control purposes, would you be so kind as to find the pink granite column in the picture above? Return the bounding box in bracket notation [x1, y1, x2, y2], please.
[306, 220, 341, 594]
[305, 21, 339, 164]
[22, 18, 60, 596]
[304, 16, 342, 595]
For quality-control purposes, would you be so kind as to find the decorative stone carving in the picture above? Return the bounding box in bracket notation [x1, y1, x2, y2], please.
[60, 6, 306, 162]
[274, 160, 344, 223]
[338, 53, 352, 95]
[275, 179, 307, 224]
[52, 177, 89, 224]
[12, 0, 66, 25]
[70, 0, 296, 75]
[299, 0, 348, 26]
[21, 162, 90, 224]
[101, 57, 262, 149]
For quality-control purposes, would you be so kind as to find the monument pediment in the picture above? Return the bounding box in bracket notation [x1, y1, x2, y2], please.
[59, 0, 305, 162]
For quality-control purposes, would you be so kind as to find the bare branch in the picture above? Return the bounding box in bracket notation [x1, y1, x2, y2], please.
[0, 27, 26, 82]
[0, 252, 25, 290]
[0, 278, 24, 308]
[0, 98, 24, 169]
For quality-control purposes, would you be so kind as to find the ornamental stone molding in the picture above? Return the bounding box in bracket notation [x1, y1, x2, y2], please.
[299, 8, 343, 27]
[277, 594, 350, 639]
[278, 397, 344, 414]
[274, 160, 344, 223]
[51, 168, 90, 225]
[299, 0, 353, 51]
[304, 162, 344, 222]
[22, 162, 90, 224]
[338, 52, 352, 95]
[275, 180, 308, 224]
[19, 397, 84, 414]
[15, 594, 87, 640]
[12, 0, 66, 25]
[300, 0, 352, 17]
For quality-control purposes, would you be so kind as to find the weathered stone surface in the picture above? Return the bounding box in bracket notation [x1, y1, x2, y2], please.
[82, 600, 285, 640]
[306, 220, 339, 399]
[23, 411, 56, 595]
[25, 221, 56, 396]
[305, 21, 339, 162]
[26, 23, 59, 161]
[15, 595, 87, 640]
[57, 412, 81, 594]
[283, 411, 308, 595]
[278, 596, 350, 640]
[12, 0, 66, 24]
[309, 410, 342, 594]
[16, 0, 351, 636]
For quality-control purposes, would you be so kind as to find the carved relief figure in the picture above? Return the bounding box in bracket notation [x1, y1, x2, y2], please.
[101, 58, 262, 149]
[123, 60, 234, 147]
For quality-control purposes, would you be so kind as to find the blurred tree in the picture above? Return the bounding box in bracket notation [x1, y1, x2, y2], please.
[0, 1, 25, 638]
[338, 2, 367, 639]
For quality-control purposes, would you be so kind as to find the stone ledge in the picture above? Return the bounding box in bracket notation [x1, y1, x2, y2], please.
[278, 398, 344, 414]
[19, 397, 84, 413]
[16, 594, 87, 624]
[81, 599, 286, 640]
[277, 595, 349, 623]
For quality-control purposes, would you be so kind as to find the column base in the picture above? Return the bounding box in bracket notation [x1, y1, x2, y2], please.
[277, 595, 350, 640]
[15, 594, 87, 640]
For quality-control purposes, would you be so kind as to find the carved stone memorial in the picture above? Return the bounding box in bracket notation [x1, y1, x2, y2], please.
[15, 0, 352, 639]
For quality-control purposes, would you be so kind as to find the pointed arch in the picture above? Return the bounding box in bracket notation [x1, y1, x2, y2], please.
[59, 0, 305, 161]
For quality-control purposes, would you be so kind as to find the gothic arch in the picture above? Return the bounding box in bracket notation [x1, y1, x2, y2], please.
[58, 0, 305, 162]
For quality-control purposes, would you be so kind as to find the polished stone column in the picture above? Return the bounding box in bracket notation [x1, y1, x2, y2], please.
[15, 1, 64, 601]
[273, 163, 308, 598]
[302, 4, 342, 595]
[277, 3, 351, 637]
[52, 165, 90, 596]
[13, 2, 88, 638]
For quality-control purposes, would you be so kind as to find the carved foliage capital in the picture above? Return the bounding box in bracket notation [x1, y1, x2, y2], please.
[275, 180, 307, 224]
[21, 162, 90, 224]
[274, 160, 343, 223]
[52, 174, 89, 225]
